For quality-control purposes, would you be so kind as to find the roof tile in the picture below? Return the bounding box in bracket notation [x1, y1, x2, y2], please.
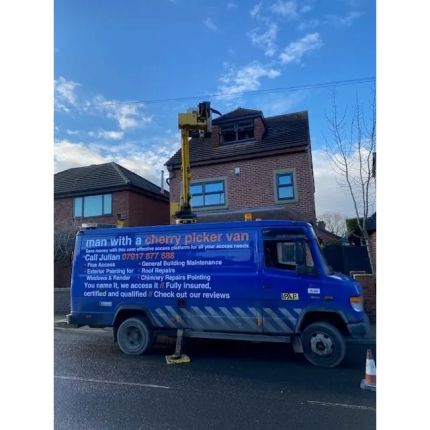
[54, 162, 168, 199]
[166, 110, 309, 167]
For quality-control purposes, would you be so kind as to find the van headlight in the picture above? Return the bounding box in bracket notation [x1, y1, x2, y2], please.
[350, 296, 364, 312]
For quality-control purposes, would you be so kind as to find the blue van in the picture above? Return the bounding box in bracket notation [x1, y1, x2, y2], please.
[67, 220, 369, 367]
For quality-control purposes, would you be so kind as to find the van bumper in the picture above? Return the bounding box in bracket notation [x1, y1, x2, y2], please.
[346, 313, 370, 338]
[66, 312, 110, 327]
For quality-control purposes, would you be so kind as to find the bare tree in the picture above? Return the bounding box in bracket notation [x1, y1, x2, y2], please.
[318, 212, 347, 237]
[325, 90, 376, 273]
[54, 226, 79, 264]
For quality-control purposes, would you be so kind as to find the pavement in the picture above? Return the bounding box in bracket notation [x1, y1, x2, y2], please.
[54, 313, 376, 343]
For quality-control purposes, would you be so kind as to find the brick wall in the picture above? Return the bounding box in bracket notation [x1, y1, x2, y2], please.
[211, 125, 220, 147]
[128, 191, 170, 226]
[54, 190, 169, 229]
[54, 191, 130, 230]
[353, 273, 376, 322]
[168, 149, 316, 223]
[254, 117, 265, 140]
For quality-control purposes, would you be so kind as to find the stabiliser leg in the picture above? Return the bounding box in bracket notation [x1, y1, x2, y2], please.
[165, 329, 191, 365]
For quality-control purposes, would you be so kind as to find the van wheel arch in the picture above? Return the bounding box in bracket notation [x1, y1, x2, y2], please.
[297, 311, 348, 336]
[113, 308, 153, 342]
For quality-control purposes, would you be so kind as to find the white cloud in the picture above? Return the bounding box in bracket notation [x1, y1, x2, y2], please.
[250, 2, 262, 18]
[218, 62, 280, 100]
[54, 77, 80, 111]
[270, 1, 298, 19]
[89, 95, 153, 130]
[66, 129, 79, 136]
[88, 130, 124, 140]
[54, 138, 179, 187]
[54, 140, 110, 170]
[312, 149, 375, 218]
[326, 11, 364, 26]
[55, 76, 153, 131]
[219, 66, 280, 99]
[297, 18, 321, 31]
[247, 23, 279, 56]
[279, 32, 323, 64]
[203, 18, 217, 31]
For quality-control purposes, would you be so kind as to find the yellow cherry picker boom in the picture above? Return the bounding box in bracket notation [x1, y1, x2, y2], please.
[174, 101, 221, 224]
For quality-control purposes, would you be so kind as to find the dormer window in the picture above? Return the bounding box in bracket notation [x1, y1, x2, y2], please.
[221, 120, 255, 144]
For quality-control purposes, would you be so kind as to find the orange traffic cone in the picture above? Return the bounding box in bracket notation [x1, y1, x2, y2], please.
[360, 349, 376, 391]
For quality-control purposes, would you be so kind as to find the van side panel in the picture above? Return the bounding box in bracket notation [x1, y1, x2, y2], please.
[70, 226, 262, 332]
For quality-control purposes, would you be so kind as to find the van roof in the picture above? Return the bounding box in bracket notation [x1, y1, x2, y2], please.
[79, 220, 312, 234]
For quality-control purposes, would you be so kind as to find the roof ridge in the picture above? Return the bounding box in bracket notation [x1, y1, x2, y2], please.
[266, 110, 308, 121]
[111, 162, 131, 185]
[114, 162, 164, 192]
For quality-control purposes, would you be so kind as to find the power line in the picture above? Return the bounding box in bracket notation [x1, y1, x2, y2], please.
[61, 76, 375, 110]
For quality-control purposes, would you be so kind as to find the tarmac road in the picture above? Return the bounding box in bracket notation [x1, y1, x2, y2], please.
[54, 325, 376, 430]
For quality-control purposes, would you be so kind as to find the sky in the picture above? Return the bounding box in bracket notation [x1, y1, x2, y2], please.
[54, 0, 376, 218]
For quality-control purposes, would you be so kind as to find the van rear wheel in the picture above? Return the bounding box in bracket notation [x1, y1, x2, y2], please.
[117, 317, 152, 355]
[301, 322, 345, 368]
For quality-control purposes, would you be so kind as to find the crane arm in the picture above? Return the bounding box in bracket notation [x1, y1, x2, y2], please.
[174, 102, 220, 224]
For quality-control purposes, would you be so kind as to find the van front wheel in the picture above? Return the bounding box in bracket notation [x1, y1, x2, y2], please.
[301, 322, 345, 368]
[117, 317, 152, 355]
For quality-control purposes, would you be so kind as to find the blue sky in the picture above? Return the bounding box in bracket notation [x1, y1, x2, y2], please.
[54, 0, 376, 218]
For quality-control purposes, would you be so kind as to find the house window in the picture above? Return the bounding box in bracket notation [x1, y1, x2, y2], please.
[221, 121, 254, 144]
[276, 172, 295, 201]
[190, 180, 225, 208]
[74, 194, 112, 218]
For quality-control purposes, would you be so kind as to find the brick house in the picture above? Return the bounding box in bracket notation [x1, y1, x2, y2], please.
[54, 161, 170, 287]
[165, 107, 318, 229]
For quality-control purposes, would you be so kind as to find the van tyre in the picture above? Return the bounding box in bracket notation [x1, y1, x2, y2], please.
[301, 322, 346, 368]
[117, 317, 153, 355]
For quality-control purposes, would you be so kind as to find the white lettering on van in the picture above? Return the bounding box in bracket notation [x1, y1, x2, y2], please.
[85, 238, 107, 248]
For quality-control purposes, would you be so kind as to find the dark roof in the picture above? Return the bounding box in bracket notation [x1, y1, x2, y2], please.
[54, 162, 168, 200]
[315, 225, 341, 241]
[166, 110, 310, 168]
[212, 107, 263, 123]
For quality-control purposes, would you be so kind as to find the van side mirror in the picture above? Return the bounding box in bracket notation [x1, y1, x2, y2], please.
[295, 242, 318, 276]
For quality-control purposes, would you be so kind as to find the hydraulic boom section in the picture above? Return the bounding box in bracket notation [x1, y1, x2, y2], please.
[175, 102, 220, 224]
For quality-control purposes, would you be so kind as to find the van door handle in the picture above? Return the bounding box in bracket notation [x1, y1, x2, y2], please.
[262, 284, 272, 289]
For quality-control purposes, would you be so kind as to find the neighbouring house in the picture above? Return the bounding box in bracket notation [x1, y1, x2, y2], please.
[165, 107, 320, 231]
[323, 212, 376, 276]
[346, 212, 377, 270]
[315, 221, 342, 245]
[54, 161, 170, 287]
